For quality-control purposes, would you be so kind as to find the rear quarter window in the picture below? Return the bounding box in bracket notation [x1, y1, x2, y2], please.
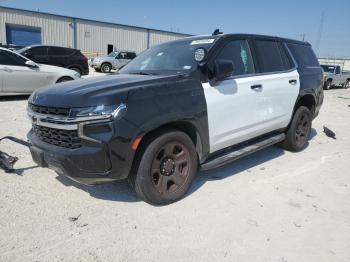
[287, 43, 319, 68]
[254, 40, 292, 73]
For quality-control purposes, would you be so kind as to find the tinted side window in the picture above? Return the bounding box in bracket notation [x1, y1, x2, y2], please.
[335, 66, 341, 74]
[254, 40, 289, 73]
[117, 52, 127, 59]
[65, 48, 76, 55]
[127, 52, 136, 59]
[0, 50, 27, 66]
[287, 43, 319, 68]
[29, 46, 47, 56]
[216, 40, 255, 76]
[48, 47, 66, 55]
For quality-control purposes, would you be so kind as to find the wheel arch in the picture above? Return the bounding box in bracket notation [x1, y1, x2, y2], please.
[294, 94, 316, 117]
[130, 121, 205, 175]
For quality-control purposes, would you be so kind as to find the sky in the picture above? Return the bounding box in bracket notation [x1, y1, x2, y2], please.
[0, 0, 349, 58]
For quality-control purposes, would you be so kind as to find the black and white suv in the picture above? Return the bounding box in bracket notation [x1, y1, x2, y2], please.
[27, 33, 324, 205]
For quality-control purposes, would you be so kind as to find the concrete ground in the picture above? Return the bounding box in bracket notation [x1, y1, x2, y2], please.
[0, 87, 349, 262]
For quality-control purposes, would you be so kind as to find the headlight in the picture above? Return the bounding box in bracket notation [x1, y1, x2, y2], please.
[70, 103, 127, 119]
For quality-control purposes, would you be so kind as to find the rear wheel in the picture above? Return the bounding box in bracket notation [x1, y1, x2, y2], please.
[280, 106, 312, 152]
[324, 80, 331, 90]
[56, 76, 74, 83]
[129, 130, 198, 205]
[344, 80, 350, 89]
[101, 63, 112, 73]
[69, 67, 81, 76]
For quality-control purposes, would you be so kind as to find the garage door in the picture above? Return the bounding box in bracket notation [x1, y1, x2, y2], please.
[6, 24, 42, 46]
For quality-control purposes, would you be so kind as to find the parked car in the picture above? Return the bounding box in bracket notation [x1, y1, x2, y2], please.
[90, 50, 136, 73]
[0, 47, 80, 96]
[321, 64, 350, 90]
[17, 45, 89, 76]
[27, 33, 323, 205]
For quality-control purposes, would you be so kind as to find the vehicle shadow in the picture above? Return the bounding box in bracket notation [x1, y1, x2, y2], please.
[54, 129, 317, 204]
[55, 174, 140, 203]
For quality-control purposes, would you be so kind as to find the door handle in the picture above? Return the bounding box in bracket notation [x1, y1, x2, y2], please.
[251, 84, 263, 90]
[289, 79, 297, 85]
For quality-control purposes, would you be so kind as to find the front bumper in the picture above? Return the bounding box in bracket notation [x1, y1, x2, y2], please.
[27, 107, 141, 185]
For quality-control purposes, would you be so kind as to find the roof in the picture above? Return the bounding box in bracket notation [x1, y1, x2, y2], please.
[0, 5, 192, 37]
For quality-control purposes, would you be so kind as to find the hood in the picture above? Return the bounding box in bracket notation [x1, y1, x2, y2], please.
[29, 73, 179, 108]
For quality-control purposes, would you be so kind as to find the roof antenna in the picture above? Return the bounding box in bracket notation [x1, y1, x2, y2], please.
[212, 29, 223, 36]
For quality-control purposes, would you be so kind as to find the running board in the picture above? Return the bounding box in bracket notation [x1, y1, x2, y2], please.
[201, 133, 285, 171]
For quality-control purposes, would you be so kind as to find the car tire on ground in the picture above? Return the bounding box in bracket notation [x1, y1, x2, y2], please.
[344, 80, 350, 89]
[101, 63, 112, 73]
[69, 67, 81, 76]
[280, 106, 312, 152]
[129, 129, 198, 205]
[56, 76, 74, 83]
[324, 80, 332, 90]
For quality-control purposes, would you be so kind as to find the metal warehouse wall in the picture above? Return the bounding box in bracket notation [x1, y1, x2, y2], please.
[0, 7, 189, 56]
[76, 20, 148, 54]
[0, 7, 73, 47]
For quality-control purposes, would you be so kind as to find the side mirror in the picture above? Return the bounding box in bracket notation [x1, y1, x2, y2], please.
[25, 60, 38, 68]
[213, 59, 234, 82]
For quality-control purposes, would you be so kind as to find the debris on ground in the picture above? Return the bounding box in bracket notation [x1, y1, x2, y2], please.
[323, 126, 336, 139]
[68, 214, 81, 222]
[0, 151, 18, 173]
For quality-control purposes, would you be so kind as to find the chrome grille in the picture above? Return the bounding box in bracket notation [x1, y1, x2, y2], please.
[29, 103, 70, 116]
[32, 124, 81, 149]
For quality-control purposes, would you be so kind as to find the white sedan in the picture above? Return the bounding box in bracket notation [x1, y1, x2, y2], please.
[0, 47, 80, 96]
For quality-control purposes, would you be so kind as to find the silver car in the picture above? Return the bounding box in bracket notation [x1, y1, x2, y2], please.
[91, 51, 136, 73]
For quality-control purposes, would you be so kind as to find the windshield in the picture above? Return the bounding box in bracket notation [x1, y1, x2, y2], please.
[321, 65, 335, 73]
[108, 51, 118, 57]
[16, 46, 31, 54]
[119, 38, 215, 75]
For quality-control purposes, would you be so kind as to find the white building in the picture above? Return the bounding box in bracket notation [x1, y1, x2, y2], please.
[0, 6, 190, 56]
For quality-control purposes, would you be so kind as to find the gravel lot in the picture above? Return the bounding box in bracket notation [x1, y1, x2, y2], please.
[0, 86, 349, 262]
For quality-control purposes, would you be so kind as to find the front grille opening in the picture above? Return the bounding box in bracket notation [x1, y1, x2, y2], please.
[29, 103, 70, 116]
[33, 124, 81, 149]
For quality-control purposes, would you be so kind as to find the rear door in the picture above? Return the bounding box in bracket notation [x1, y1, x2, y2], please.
[251, 39, 300, 132]
[48, 47, 66, 68]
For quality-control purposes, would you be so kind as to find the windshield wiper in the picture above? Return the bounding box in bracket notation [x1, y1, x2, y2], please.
[129, 71, 158, 76]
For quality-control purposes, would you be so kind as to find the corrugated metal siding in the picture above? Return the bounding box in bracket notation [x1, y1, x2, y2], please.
[149, 30, 186, 47]
[76, 20, 148, 54]
[0, 7, 73, 47]
[0, 7, 189, 55]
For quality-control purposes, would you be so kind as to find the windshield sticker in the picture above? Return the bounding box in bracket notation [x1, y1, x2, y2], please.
[183, 65, 192, 70]
[190, 39, 215, 45]
[156, 52, 164, 56]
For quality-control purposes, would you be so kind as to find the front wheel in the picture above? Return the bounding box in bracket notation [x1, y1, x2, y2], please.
[129, 130, 198, 205]
[324, 80, 331, 90]
[101, 63, 112, 73]
[280, 106, 312, 152]
[344, 80, 350, 89]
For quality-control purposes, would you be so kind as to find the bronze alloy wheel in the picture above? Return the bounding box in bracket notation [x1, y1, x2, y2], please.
[295, 112, 311, 147]
[151, 141, 191, 195]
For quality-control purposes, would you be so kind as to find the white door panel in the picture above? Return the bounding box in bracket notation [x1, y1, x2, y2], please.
[2, 65, 55, 93]
[203, 69, 300, 153]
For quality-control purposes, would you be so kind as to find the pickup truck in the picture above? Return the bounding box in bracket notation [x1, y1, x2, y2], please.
[321, 64, 350, 90]
[27, 33, 323, 205]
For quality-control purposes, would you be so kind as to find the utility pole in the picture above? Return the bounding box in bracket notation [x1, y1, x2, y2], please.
[299, 33, 306, 41]
[315, 11, 325, 56]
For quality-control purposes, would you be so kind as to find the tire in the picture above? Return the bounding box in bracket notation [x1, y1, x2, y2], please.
[69, 67, 81, 76]
[129, 130, 198, 205]
[280, 106, 312, 152]
[101, 63, 112, 73]
[324, 80, 331, 90]
[56, 76, 74, 83]
[344, 80, 350, 89]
